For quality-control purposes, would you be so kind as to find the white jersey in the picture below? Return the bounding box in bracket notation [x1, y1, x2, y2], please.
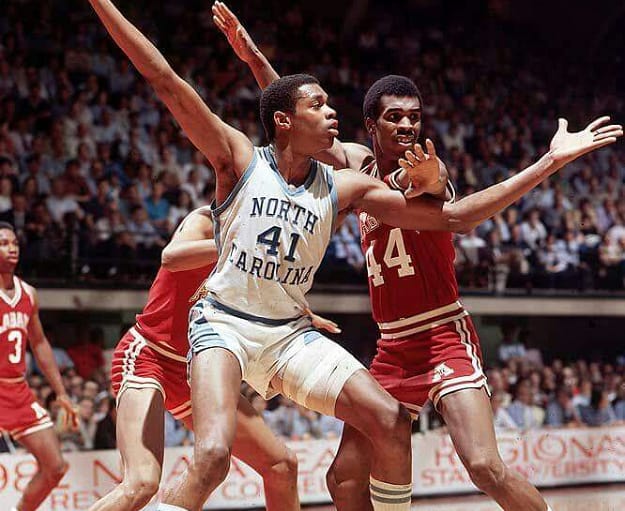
[207, 146, 338, 321]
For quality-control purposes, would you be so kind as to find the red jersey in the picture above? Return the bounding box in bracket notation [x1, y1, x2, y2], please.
[359, 163, 459, 325]
[0, 277, 34, 379]
[134, 264, 215, 358]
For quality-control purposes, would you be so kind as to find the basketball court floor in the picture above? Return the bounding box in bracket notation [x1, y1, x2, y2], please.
[305, 483, 625, 510]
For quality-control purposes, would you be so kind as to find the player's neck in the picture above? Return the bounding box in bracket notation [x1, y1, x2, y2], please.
[372, 143, 401, 178]
[271, 142, 314, 187]
[374, 152, 400, 178]
[0, 272, 14, 290]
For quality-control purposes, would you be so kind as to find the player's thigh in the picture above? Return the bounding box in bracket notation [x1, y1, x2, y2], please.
[270, 333, 365, 418]
[329, 423, 372, 484]
[18, 425, 64, 470]
[230, 394, 292, 474]
[189, 347, 242, 443]
[115, 387, 165, 481]
[439, 387, 501, 465]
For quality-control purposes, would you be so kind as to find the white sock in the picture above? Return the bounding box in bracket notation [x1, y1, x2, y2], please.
[156, 505, 189, 511]
[370, 476, 412, 510]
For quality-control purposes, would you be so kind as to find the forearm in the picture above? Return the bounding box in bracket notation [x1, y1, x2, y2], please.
[88, 0, 172, 83]
[32, 341, 67, 398]
[446, 152, 557, 231]
[161, 239, 218, 271]
[244, 48, 279, 90]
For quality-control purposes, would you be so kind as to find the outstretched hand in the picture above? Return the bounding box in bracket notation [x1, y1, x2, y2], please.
[550, 116, 623, 169]
[212, 1, 257, 63]
[304, 307, 341, 334]
[398, 139, 444, 198]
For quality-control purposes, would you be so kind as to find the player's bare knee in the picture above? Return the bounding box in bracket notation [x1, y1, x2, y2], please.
[43, 459, 68, 484]
[263, 448, 298, 489]
[465, 455, 506, 492]
[122, 476, 160, 507]
[369, 401, 412, 446]
[326, 467, 369, 503]
[193, 441, 231, 483]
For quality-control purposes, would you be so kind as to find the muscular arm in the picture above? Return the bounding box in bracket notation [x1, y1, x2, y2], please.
[88, 0, 253, 182]
[161, 209, 217, 271]
[338, 151, 563, 233]
[27, 289, 68, 400]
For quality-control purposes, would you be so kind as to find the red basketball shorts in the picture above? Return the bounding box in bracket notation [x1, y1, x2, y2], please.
[111, 328, 192, 420]
[370, 313, 488, 416]
[0, 379, 53, 440]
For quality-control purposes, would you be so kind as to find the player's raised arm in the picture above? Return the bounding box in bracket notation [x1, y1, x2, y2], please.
[26, 286, 79, 428]
[339, 116, 623, 232]
[88, 0, 253, 181]
[212, 1, 279, 89]
[161, 209, 217, 272]
[213, 1, 373, 172]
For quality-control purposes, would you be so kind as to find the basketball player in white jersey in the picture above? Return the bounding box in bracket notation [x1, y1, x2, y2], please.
[88, 2, 622, 510]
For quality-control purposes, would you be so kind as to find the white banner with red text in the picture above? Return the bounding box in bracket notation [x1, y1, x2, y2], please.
[1, 426, 624, 509]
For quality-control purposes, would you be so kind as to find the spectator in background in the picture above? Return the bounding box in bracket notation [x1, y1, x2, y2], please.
[506, 379, 545, 429]
[94, 396, 117, 450]
[67, 325, 105, 380]
[544, 386, 581, 427]
[497, 323, 526, 363]
[491, 392, 518, 431]
[46, 177, 84, 224]
[144, 180, 170, 233]
[577, 386, 616, 427]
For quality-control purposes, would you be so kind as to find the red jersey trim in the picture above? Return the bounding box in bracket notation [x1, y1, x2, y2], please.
[378, 301, 468, 339]
[0, 276, 22, 308]
[0, 376, 25, 384]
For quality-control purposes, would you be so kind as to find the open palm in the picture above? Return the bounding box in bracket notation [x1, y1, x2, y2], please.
[550, 116, 622, 168]
[212, 1, 256, 62]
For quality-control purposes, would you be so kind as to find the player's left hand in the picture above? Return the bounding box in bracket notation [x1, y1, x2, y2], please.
[56, 394, 79, 430]
[212, 1, 257, 63]
[549, 116, 623, 169]
[305, 307, 341, 334]
[398, 139, 444, 198]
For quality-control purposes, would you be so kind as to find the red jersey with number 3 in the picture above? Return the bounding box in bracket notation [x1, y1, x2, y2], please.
[359, 163, 458, 324]
[0, 276, 34, 379]
[134, 264, 215, 357]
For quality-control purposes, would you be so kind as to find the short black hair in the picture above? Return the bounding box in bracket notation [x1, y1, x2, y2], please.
[363, 75, 423, 121]
[260, 74, 320, 141]
[0, 221, 15, 232]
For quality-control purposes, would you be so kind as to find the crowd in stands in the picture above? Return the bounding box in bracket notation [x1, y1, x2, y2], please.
[0, 1, 622, 291]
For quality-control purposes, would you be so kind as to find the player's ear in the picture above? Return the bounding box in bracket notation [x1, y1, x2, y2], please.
[274, 111, 291, 134]
[365, 117, 376, 135]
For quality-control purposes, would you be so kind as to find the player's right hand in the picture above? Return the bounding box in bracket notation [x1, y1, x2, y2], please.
[212, 1, 257, 63]
[305, 307, 342, 334]
[56, 394, 79, 431]
[399, 139, 444, 198]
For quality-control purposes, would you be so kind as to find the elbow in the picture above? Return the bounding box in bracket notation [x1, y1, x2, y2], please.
[442, 204, 476, 234]
[160, 246, 178, 271]
[451, 221, 476, 235]
[150, 67, 176, 94]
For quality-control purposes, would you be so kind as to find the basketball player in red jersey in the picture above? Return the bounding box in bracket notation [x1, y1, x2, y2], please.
[91, 207, 339, 511]
[0, 222, 78, 511]
[214, 4, 622, 510]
